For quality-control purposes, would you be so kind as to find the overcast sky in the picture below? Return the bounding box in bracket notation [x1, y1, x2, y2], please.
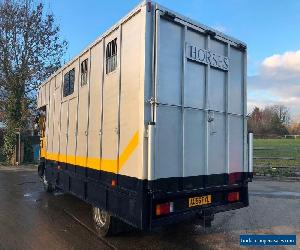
[46, 0, 300, 120]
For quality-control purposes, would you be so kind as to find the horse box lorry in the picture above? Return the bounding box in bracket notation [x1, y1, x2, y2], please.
[37, 0, 253, 236]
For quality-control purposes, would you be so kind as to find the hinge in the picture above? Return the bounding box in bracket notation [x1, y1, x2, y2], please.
[163, 11, 176, 20]
[148, 97, 157, 105]
[145, 127, 149, 138]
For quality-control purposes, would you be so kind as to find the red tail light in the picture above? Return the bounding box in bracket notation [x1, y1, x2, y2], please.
[156, 202, 174, 216]
[228, 191, 240, 202]
[111, 179, 117, 187]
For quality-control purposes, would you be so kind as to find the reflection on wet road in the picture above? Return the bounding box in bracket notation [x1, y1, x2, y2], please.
[0, 165, 299, 250]
[250, 191, 300, 198]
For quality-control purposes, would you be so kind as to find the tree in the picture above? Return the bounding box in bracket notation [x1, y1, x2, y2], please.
[0, 0, 67, 162]
[269, 105, 291, 126]
[287, 123, 300, 135]
[248, 107, 263, 133]
[248, 105, 290, 136]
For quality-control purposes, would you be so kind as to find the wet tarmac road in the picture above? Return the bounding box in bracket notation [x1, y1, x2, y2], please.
[0, 165, 299, 250]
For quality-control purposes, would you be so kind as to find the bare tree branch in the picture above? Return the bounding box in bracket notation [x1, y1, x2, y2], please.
[0, 0, 67, 161]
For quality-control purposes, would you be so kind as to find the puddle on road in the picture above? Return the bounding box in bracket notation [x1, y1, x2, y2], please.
[23, 190, 43, 197]
[23, 191, 44, 204]
[22, 193, 44, 204]
[54, 191, 65, 196]
[18, 181, 37, 185]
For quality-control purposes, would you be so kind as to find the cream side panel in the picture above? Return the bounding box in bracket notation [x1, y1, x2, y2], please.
[76, 51, 89, 166]
[60, 68, 70, 163]
[47, 78, 55, 154]
[45, 83, 50, 153]
[40, 85, 44, 106]
[66, 61, 79, 164]
[52, 73, 62, 156]
[68, 98, 77, 163]
[40, 85, 45, 107]
[45, 80, 49, 106]
[119, 11, 142, 178]
[60, 99, 68, 163]
[87, 43, 103, 168]
[102, 29, 120, 172]
[38, 87, 43, 108]
[137, 6, 147, 179]
[43, 84, 47, 106]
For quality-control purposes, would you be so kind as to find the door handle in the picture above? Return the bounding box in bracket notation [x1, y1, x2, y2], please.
[208, 111, 216, 134]
[208, 111, 214, 122]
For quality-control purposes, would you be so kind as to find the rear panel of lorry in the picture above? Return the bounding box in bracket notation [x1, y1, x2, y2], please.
[146, 3, 251, 228]
[150, 5, 247, 190]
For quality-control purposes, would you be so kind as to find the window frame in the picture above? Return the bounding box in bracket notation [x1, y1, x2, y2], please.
[80, 58, 89, 87]
[63, 68, 75, 97]
[106, 38, 117, 74]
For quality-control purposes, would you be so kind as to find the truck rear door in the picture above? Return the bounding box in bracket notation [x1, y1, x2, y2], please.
[152, 7, 247, 193]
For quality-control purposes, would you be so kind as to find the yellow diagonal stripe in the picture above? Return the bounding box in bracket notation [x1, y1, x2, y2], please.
[44, 131, 139, 174]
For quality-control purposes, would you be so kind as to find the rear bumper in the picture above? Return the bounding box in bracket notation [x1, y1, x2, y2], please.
[150, 201, 247, 228]
[149, 183, 249, 230]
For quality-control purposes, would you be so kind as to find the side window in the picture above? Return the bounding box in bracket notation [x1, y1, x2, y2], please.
[81, 59, 88, 86]
[106, 38, 117, 74]
[69, 68, 75, 94]
[63, 68, 75, 97]
[63, 72, 69, 97]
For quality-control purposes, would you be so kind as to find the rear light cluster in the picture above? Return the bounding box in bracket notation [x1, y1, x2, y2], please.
[156, 202, 174, 216]
[227, 191, 240, 202]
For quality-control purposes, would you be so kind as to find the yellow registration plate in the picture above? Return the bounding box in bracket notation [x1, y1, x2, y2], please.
[188, 195, 212, 207]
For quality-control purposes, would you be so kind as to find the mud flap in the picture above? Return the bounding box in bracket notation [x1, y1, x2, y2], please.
[38, 159, 45, 177]
[198, 210, 214, 228]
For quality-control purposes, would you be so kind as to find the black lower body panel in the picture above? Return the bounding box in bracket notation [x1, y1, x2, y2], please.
[43, 159, 148, 229]
[150, 185, 249, 229]
[41, 158, 251, 231]
[151, 202, 246, 228]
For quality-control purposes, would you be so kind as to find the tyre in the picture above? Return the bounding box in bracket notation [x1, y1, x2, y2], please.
[92, 206, 126, 237]
[42, 174, 54, 193]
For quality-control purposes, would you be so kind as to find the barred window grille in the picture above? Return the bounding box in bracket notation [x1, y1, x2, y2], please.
[106, 38, 117, 74]
[63, 68, 75, 97]
[81, 59, 88, 86]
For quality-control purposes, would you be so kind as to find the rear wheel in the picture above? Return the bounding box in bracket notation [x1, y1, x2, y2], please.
[92, 207, 126, 237]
